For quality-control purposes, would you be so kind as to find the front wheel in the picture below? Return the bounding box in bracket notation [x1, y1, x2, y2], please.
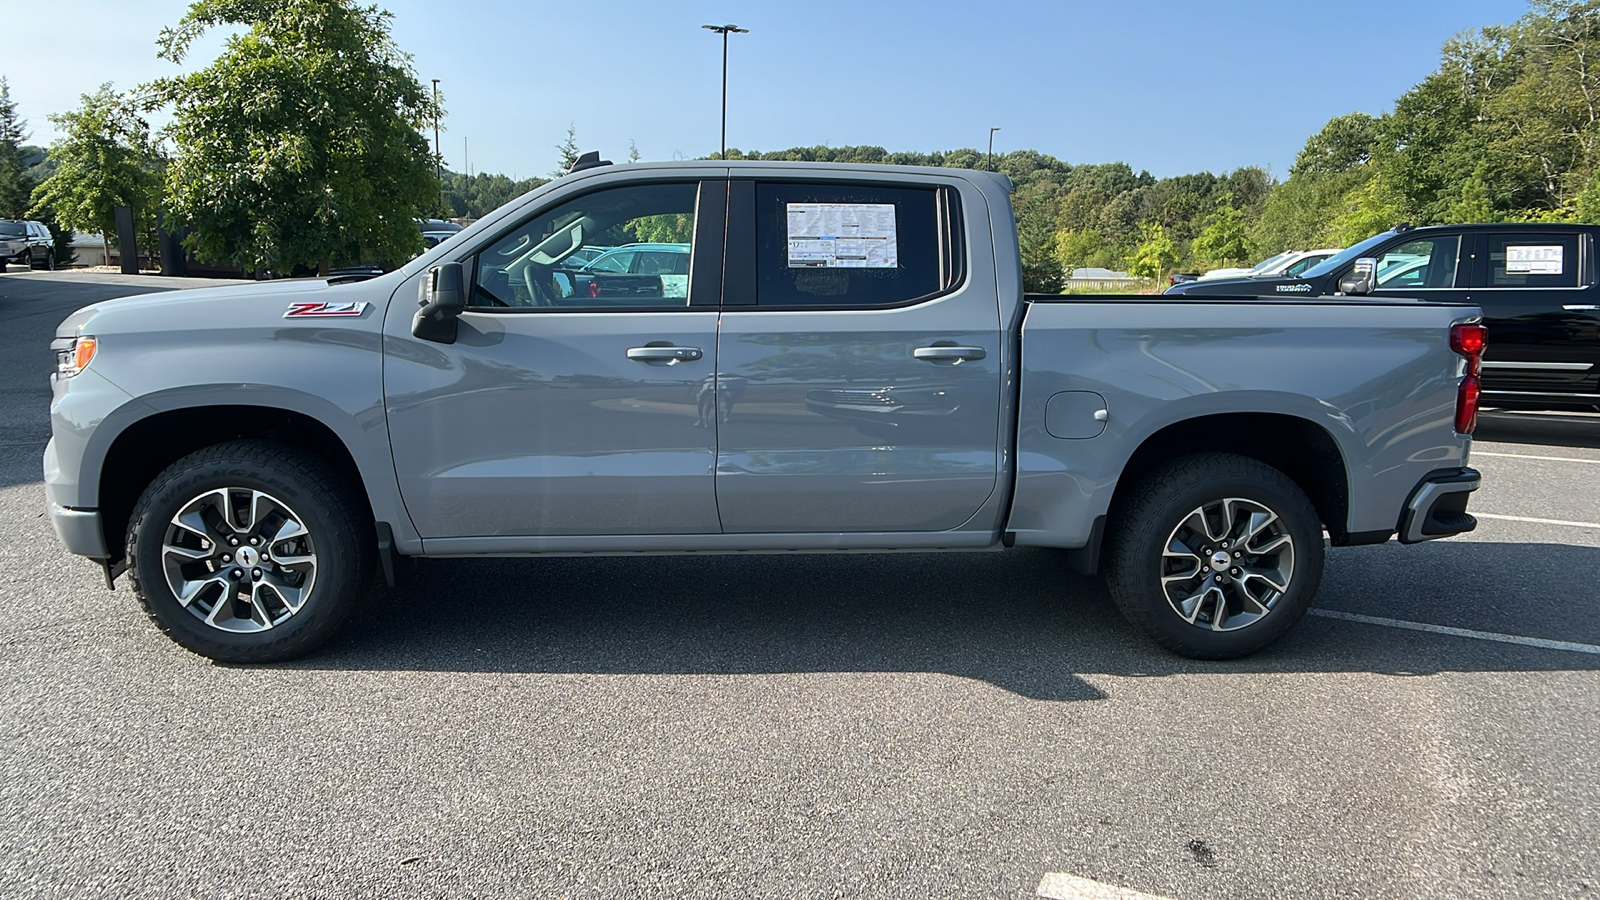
[1104, 453, 1325, 659]
[126, 441, 373, 662]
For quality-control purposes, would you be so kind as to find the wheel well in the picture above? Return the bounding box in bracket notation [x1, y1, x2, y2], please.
[1110, 412, 1351, 542]
[97, 406, 371, 563]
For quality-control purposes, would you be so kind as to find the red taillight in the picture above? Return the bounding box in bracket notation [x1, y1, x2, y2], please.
[1456, 375, 1481, 434]
[588, 279, 602, 299]
[1449, 323, 1487, 434]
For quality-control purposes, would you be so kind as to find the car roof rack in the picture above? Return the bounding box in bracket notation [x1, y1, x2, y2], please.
[569, 151, 613, 174]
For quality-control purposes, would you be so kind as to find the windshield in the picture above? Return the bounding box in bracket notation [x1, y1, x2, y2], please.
[1300, 231, 1397, 279]
[1247, 250, 1296, 274]
[0, 222, 24, 237]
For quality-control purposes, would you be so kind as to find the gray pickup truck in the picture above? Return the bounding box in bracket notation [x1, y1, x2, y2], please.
[45, 159, 1484, 663]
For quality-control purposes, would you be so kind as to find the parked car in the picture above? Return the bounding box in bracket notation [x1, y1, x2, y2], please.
[45, 160, 1481, 665]
[1199, 249, 1341, 281]
[546, 242, 691, 301]
[1196, 249, 1298, 281]
[418, 218, 464, 249]
[1167, 222, 1600, 412]
[0, 219, 54, 270]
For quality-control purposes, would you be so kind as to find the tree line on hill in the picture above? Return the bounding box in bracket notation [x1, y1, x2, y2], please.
[2, 0, 1598, 284]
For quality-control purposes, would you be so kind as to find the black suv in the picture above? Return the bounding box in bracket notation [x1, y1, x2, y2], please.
[1167, 223, 1600, 412]
[0, 220, 54, 270]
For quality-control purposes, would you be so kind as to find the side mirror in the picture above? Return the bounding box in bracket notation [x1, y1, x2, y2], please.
[412, 263, 467, 343]
[1339, 257, 1379, 296]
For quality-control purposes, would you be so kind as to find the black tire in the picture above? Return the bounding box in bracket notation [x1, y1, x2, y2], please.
[126, 440, 374, 663]
[1104, 453, 1325, 660]
[19, 250, 31, 270]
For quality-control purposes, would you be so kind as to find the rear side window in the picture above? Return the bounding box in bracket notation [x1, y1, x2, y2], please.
[1484, 233, 1581, 288]
[752, 182, 955, 307]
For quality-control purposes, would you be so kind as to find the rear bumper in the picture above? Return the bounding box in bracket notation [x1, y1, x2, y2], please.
[1398, 467, 1480, 544]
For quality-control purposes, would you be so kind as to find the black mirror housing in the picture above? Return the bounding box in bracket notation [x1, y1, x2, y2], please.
[413, 263, 467, 343]
[1339, 257, 1379, 296]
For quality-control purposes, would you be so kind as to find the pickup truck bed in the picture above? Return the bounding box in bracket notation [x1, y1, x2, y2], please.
[44, 159, 1484, 664]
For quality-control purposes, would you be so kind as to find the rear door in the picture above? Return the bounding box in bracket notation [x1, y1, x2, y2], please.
[1470, 230, 1600, 402]
[712, 176, 1003, 533]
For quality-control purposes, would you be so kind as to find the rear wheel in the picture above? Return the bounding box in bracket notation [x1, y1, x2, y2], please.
[1105, 453, 1325, 659]
[19, 250, 32, 270]
[126, 441, 373, 662]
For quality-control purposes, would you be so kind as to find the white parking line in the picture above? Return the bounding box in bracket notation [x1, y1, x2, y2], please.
[1474, 512, 1600, 529]
[1037, 872, 1176, 900]
[1310, 609, 1600, 655]
[1475, 450, 1600, 465]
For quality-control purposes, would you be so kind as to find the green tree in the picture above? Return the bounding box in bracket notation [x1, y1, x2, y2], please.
[1126, 221, 1178, 283]
[1191, 192, 1252, 267]
[0, 78, 32, 218]
[1329, 176, 1404, 246]
[30, 84, 163, 265]
[152, 0, 438, 274]
[553, 124, 579, 175]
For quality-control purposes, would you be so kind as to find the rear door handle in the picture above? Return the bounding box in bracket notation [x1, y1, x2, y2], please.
[627, 346, 703, 364]
[913, 345, 987, 363]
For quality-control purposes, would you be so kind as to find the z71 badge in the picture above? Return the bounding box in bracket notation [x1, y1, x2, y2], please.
[283, 301, 370, 318]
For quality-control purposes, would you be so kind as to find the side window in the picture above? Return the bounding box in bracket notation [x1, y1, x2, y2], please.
[1484, 233, 1580, 288]
[1375, 236, 1461, 289]
[470, 181, 698, 310]
[753, 182, 953, 307]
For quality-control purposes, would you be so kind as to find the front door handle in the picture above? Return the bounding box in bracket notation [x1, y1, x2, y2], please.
[913, 345, 986, 363]
[1563, 304, 1600, 311]
[627, 345, 703, 364]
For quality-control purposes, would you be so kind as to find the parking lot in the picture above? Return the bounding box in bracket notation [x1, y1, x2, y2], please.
[1, 270, 1596, 899]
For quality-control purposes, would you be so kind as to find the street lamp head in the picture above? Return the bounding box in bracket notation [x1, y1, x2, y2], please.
[702, 24, 748, 34]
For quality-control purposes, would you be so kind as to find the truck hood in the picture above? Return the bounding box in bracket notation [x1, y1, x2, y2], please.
[55, 275, 397, 338]
[1165, 275, 1320, 297]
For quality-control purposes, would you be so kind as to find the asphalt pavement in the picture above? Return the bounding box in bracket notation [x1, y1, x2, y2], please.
[0, 270, 1596, 899]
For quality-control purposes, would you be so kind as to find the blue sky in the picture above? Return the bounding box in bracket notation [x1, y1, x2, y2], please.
[7, 0, 1531, 180]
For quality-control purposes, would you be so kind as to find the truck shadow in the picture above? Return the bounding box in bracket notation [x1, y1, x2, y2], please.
[300, 541, 1600, 700]
[1478, 409, 1600, 449]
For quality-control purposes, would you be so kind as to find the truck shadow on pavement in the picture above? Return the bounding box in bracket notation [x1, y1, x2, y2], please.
[299, 541, 1600, 700]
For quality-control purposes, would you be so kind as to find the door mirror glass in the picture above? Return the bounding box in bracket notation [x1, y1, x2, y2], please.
[1339, 257, 1378, 295]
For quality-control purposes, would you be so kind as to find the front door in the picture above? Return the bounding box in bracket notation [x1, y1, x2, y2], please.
[384, 177, 726, 539]
[712, 178, 1003, 533]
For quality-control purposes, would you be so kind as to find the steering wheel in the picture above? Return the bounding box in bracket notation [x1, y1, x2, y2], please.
[521, 262, 560, 307]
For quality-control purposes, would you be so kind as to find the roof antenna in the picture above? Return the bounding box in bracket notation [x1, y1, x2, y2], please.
[569, 151, 612, 174]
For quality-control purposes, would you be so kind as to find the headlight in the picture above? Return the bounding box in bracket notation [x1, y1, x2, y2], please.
[56, 335, 97, 378]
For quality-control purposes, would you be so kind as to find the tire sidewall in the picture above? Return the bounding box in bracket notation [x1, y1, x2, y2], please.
[129, 455, 363, 662]
[1111, 457, 1325, 659]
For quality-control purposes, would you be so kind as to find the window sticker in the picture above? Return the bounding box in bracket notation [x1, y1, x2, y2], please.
[786, 202, 898, 268]
[1505, 244, 1564, 275]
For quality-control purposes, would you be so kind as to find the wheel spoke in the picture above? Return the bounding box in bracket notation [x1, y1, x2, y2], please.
[1250, 532, 1292, 555]
[175, 574, 228, 608]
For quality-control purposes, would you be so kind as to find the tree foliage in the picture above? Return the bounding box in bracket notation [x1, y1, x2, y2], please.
[0, 78, 32, 218]
[30, 84, 163, 255]
[151, 0, 439, 273]
[440, 170, 546, 219]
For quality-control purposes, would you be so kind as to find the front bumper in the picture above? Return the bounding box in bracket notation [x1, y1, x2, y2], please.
[49, 504, 109, 559]
[1398, 467, 1480, 544]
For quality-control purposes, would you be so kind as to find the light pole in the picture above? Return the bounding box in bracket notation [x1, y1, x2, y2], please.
[988, 127, 1001, 172]
[431, 78, 442, 211]
[702, 24, 748, 160]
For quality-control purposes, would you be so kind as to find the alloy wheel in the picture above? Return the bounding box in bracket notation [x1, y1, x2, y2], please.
[160, 487, 319, 633]
[1158, 497, 1296, 632]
